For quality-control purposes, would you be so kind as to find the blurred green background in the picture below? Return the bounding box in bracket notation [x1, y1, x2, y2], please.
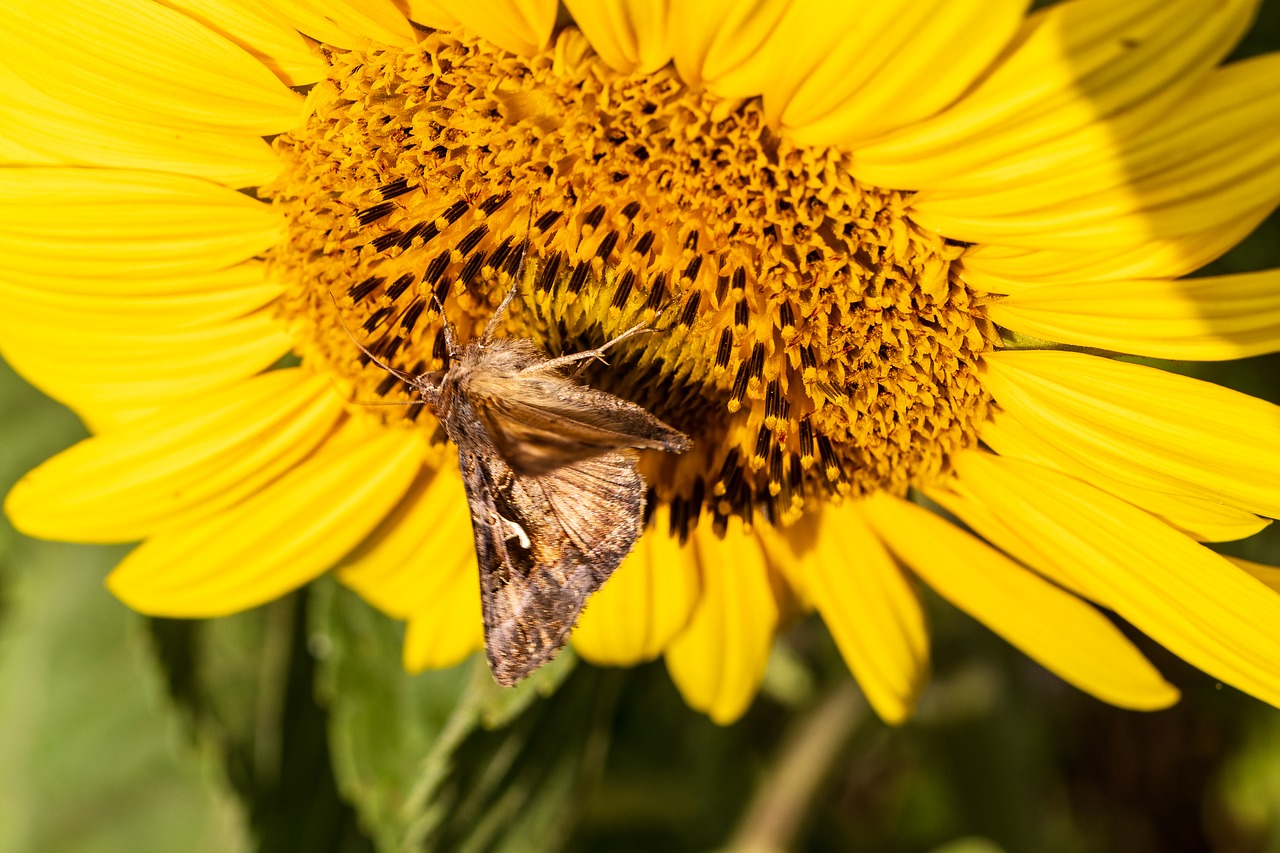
[3, 5, 1280, 852]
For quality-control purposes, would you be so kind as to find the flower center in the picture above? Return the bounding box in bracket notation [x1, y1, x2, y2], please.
[265, 29, 993, 536]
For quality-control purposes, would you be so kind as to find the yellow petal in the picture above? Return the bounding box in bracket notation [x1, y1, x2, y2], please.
[960, 206, 1273, 290]
[563, 0, 671, 75]
[860, 490, 1178, 710]
[265, 0, 417, 49]
[669, 0, 789, 90]
[949, 451, 1280, 709]
[437, 0, 558, 56]
[573, 504, 700, 665]
[2, 260, 282, 303]
[982, 350, 1280, 518]
[0, 0, 302, 134]
[665, 519, 779, 724]
[855, 0, 1251, 190]
[5, 370, 342, 542]
[981, 410, 1269, 543]
[0, 171, 289, 419]
[403, 0, 462, 29]
[0, 168, 284, 281]
[0, 307, 292, 417]
[779, 0, 1027, 149]
[1231, 558, 1280, 596]
[924, 482, 1099, 605]
[911, 53, 1280, 250]
[0, 122, 48, 165]
[699, 0, 882, 112]
[755, 518, 814, 611]
[335, 456, 486, 671]
[0, 267, 281, 330]
[164, 0, 329, 86]
[402, 571, 484, 671]
[0, 63, 280, 187]
[984, 271, 1280, 361]
[796, 504, 929, 724]
[107, 420, 423, 616]
[338, 454, 473, 620]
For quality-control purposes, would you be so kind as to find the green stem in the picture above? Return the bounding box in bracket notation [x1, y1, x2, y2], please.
[726, 683, 866, 853]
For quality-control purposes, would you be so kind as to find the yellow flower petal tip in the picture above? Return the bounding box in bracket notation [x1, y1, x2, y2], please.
[793, 503, 929, 724]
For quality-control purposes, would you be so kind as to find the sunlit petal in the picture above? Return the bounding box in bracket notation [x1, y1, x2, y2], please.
[0, 63, 280, 186]
[911, 54, 1280, 251]
[980, 410, 1269, 543]
[0, 0, 302, 133]
[960, 208, 1273, 289]
[573, 504, 700, 665]
[862, 491, 1178, 710]
[435, 0, 558, 56]
[949, 451, 1280, 709]
[336, 456, 487, 670]
[108, 421, 422, 616]
[982, 350, 1280, 518]
[6, 370, 342, 541]
[563, 0, 672, 75]
[265, 0, 417, 48]
[665, 519, 779, 725]
[856, 0, 1252, 189]
[165, 0, 329, 86]
[778, 0, 1027, 149]
[0, 168, 283, 280]
[795, 505, 929, 724]
[985, 271, 1280, 360]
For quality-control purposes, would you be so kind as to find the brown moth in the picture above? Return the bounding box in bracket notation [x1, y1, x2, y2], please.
[336, 246, 690, 686]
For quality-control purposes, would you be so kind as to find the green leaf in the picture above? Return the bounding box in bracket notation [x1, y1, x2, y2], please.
[0, 539, 250, 853]
[309, 577, 473, 851]
[0, 358, 249, 850]
[149, 597, 375, 853]
[0, 363, 249, 853]
[311, 579, 613, 853]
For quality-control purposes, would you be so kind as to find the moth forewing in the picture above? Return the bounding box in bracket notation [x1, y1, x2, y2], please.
[461, 351, 690, 476]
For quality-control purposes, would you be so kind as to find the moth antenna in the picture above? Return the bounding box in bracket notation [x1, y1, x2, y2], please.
[348, 399, 430, 407]
[322, 374, 429, 407]
[481, 190, 540, 345]
[327, 292, 420, 384]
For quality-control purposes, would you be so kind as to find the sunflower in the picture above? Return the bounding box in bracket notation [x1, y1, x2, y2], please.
[4, 0, 1280, 726]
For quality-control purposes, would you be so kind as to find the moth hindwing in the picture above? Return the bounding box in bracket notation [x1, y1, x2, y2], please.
[341, 245, 690, 686]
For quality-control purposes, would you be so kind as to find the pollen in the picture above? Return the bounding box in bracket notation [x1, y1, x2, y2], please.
[264, 29, 994, 537]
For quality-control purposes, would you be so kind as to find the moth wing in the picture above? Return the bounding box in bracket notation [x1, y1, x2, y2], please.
[467, 448, 646, 686]
[520, 449, 646, 569]
[455, 445, 520, 660]
[467, 370, 689, 476]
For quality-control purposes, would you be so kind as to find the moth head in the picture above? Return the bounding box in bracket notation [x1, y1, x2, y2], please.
[411, 371, 445, 408]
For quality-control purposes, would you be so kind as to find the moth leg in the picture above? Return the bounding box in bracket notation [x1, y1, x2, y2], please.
[481, 278, 521, 345]
[426, 286, 462, 361]
[533, 323, 655, 376]
[489, 512, 532, 550]
[568, 353, 609, 380]
[481, 193, 540, 345]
